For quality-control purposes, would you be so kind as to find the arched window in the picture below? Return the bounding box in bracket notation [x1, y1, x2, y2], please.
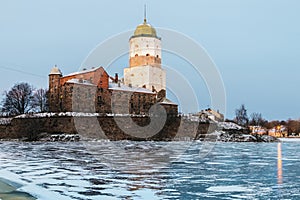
[146, 53, 150, 56]
[156, 55, 159, 58]
[135, 54, 138, 57]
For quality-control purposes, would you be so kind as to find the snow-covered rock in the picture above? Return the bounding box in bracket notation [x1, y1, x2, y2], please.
[217, 122, 244, 130]
[201, 131, 278, 142]
[0, 118, 12, 125]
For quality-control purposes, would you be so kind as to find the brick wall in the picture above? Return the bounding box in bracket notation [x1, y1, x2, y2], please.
[129, 56, 161, 67]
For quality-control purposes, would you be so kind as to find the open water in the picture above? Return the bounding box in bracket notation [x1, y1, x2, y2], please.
[0, 139, 299, 199]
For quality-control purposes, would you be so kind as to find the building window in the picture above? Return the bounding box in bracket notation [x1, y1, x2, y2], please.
[156, 55, 159, 58]
[98, 96, 102, 104]
[146, 53, 150, 56]
[135, 54, 138, 57]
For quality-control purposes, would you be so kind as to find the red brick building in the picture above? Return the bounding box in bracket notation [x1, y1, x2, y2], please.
[48, 66, 177, 115]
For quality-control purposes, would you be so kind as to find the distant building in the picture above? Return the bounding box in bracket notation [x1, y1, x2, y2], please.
[268, 125, 288, 138]
[48, 16, 177, 115]
[249, 126, 267, 135]
[197, 108, 224, 122]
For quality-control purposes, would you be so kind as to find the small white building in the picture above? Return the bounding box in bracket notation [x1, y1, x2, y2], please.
[197, 108, 224, 122]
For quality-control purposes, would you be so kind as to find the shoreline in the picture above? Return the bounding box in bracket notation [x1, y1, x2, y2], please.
[0, 113, 278, 142]
[278, 137, 300, 142]
[0, 132, 278, 143]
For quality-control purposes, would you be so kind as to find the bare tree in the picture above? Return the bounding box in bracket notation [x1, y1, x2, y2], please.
[33, 88, 49, 112]
[234, 104, 249, 127]
[286, 119, 300, 135]
[264, 120, 280, 129]
[1, 82, 35, 115]
[249, 112, 265, 126]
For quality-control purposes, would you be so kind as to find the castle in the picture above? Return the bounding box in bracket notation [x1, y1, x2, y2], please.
[48, 17, 178, 116]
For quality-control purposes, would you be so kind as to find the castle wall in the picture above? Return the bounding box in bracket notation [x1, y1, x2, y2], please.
[159, 104, 178, 115]
[49, 78, 159, 116]
[48, 67, 110, 113]
[48, 66, 161, 115]
[0, 116, 216, 141]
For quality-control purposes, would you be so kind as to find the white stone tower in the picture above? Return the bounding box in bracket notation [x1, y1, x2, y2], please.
[124, 14, 166, 93]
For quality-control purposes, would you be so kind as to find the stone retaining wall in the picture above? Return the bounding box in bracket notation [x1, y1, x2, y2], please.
[0, 116, 215, 141]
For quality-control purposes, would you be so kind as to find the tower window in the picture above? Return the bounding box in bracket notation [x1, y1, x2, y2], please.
[146, 53, 150, 56]
[135, 54, 138, 57]
[156, 55, 159, 58]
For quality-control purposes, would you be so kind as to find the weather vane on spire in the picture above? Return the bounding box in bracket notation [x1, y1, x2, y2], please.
[144, 4, 147, 23]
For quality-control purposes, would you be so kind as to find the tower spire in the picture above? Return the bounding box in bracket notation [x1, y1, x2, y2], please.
[144, 4, 147, 23]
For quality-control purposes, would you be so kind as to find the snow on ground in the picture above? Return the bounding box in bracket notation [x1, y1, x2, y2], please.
[278, 137, 300, 142]
[217, 122, 244, 130]
[0, 118, 12, 125]
[14, 112, 150, 119]
[15, 112, 101, 118]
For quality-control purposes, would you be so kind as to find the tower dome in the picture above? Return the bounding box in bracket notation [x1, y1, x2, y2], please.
[133, 19, 157, 38]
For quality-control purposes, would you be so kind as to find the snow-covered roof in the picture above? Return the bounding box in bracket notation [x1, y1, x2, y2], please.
[158, 97, 177, 105]
[64, 67, 101, 77]
[109, 82, 155, 94]
[66, 79, 95, 86]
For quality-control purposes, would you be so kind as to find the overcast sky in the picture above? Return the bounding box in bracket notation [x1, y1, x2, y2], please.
[0, 0, 299, 120]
